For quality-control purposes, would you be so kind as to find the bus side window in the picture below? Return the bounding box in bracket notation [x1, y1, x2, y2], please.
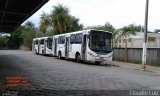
[75, 33, 82, 44]
[61, 36, 65, 44]
[58, 36, 65, 44]
[36, 40, 38, 44]
[70, 34, 75, 44]
[58, 36, 61, 44]
[40, 39, 44, 44]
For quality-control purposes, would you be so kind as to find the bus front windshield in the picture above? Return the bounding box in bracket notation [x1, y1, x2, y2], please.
[47, 38, 52, 49]
[89, 30, 112, 53]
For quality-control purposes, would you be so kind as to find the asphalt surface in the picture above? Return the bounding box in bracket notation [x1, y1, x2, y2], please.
[0, 50, 160, 96]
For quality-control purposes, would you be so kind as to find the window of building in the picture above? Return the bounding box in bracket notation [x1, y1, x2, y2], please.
[128, 38, 131, 42]
[148, 37, 155, 42]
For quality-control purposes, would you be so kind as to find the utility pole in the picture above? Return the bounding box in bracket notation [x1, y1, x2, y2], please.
[142, 0, 149, 69]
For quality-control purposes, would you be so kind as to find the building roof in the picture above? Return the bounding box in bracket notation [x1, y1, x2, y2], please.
[118, 32, 160, 39]
[0, 0, 49, 33]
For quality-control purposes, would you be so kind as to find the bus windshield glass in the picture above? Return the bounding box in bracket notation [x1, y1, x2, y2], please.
[47, 38, 52, 49]
[89, 30, 112, 53]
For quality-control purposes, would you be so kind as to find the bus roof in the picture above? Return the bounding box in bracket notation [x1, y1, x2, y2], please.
[53, 29, 112, 37]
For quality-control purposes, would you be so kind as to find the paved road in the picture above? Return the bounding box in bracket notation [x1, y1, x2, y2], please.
[0, 50, 160, 95]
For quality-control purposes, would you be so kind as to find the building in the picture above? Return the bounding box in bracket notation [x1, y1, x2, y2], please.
[0, 33, 10, 37]
[116, 32, 160, 48]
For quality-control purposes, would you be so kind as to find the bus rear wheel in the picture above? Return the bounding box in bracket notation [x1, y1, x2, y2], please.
[76, 54, 81, 63]
[42, 50, 45, 56]
[58, 52, 62, 59]
[35, 50, 38, 54]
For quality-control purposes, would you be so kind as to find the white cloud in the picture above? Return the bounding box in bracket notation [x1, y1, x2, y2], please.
[23, 0, 160, 31]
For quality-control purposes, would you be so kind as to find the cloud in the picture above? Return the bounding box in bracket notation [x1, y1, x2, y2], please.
[23, 0, 160, 31]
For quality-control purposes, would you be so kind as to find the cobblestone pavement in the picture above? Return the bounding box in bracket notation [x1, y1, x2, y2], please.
[0, 50, 160, 96]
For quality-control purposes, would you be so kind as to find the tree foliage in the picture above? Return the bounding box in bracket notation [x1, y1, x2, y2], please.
[7, 26, 23, 49]
[51, 4, 71, 34]
[50, 4, 83, 35]
[20, 21, 36, 50]
[116, 24, 143, 40]
[0, 36, 7, 48]
[39, 12, 51, 36]
[86, 22, 116, 38]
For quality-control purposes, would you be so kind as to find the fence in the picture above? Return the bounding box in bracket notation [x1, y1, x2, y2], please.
[113, 48, 160, 66]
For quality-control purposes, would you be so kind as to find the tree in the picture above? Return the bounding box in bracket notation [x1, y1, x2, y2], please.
[7, 26, 23, 49]
[116, 24, 142, 62]
[39, 12, 51, 36]
[0, 36, 7, 48]
[39, 19, 47, 35]
[67, 16, 83, 32]
[51, 4, 72, 34]
[115, 24, 143, 47]
[21, 21, 36, 50]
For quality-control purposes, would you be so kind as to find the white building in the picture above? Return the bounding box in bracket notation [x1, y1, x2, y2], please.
[0, 33, 10, 37]
[116, 32, 160, 48]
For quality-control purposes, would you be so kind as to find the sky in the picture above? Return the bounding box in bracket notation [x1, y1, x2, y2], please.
[23, 0, 160, 31]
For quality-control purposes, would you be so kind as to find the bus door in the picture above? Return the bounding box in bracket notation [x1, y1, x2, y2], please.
[54, 38, 57, 56]
[44, 39, 47, 54]
[82, 34, 87, 60]
[38, 40, 40, 54]
[65, 37, 69, 58]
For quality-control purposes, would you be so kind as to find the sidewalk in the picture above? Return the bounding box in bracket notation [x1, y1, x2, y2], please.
[112, 61, 160, 74]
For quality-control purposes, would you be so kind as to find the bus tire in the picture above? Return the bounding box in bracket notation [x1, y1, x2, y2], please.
[58, 51, 62, 59]
[42, 50, 45, 56]
[95, 61, 101, 64]
[35, 50, 37, 54]
[76, 54, 81, 63]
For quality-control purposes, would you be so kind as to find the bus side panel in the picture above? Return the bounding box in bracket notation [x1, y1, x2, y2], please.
[73, 44, 82, 59]
[44, 40, 47, 54]
[57, 44, 65, 57]
[52, 38, 55, 56]
[54, 38, 58, 56]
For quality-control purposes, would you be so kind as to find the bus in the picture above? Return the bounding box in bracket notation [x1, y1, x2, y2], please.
[52, 29, 113, 64]
[32, 37, 52, 55]
[32, 38, 40, 54]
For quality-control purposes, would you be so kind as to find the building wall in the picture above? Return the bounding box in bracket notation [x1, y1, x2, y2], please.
[113, 48, 160, 66]
[115, 32, 160, 48]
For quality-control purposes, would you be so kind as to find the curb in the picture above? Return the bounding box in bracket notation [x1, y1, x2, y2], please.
[112, 64, 160, 74]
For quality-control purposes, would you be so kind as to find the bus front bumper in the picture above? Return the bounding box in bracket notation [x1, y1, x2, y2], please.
[94, 57, 112, 64]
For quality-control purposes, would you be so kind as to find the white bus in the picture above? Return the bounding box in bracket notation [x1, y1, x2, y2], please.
[52, 29, 113, 64]
[32, 38, 40, 54]
[32, 37, 52, 55]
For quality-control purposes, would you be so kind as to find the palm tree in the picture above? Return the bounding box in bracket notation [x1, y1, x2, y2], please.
[25, 21, 35, 29]
[39, 12, 51, 36]
[116, 24, 142, 62]
[50, 4, 71, 34]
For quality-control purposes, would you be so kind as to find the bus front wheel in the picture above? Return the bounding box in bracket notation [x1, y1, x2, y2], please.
[95, 61, 101, 64]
